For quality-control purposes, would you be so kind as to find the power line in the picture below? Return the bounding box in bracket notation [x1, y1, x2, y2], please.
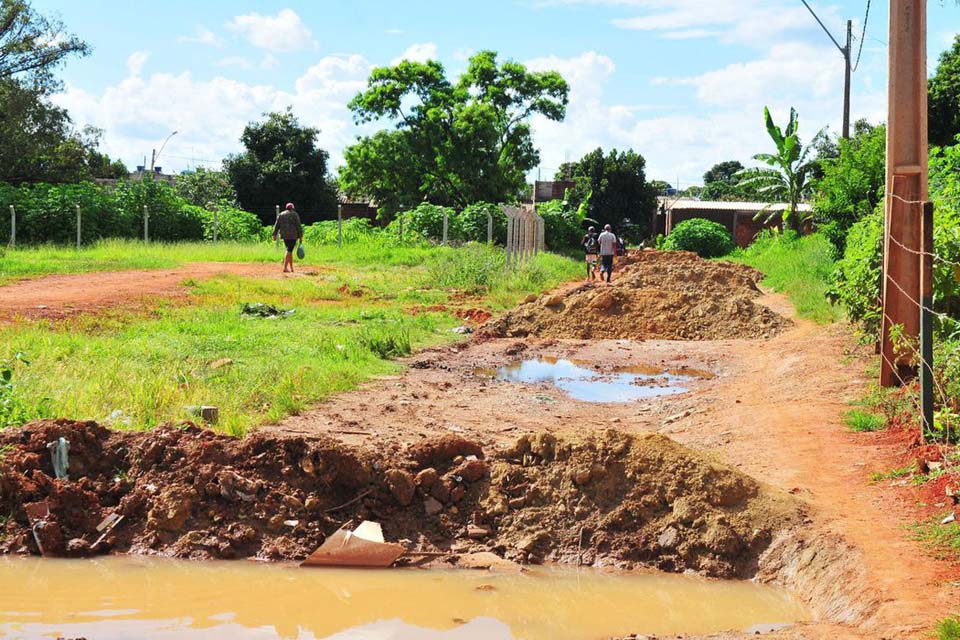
[852, 0, 872, 72]
[800, 0, 845, 53]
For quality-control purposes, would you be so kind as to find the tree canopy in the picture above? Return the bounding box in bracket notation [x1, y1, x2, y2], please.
[223, 109, 337, 224]
[929, 33, 960, 147]
[175, 167, 238, 211]
[557, 147, 657, 242]
[340, 50, 569, 216]
[0, 0, 89, 88]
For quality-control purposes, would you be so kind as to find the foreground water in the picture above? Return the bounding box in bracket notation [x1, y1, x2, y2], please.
[482, 358, 710, 403]
[0, 556, 806, 639]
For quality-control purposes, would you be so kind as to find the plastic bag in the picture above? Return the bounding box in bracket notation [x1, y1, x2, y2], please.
[296, 243, 305, 259]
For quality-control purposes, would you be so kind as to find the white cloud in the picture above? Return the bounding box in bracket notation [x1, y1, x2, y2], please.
[390, 42, 438, 65]
[226, 9, 315, 52]
[385, 28, 404, 35]
[53, 54, 375, 174]
[126, 51, 149, 77]
[177, 26, 223, 47]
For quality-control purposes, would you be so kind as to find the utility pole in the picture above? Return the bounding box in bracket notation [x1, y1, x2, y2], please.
[801, 1, 853, 138]
[880, 0, 929, 389]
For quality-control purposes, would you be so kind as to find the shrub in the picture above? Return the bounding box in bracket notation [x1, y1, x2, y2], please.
[938, 616, 960, 640]
[829, 209, 883, 337]
[538, 199, 582, 252]
[458, 202, 506, 244]
[303, 218, 379, 245]
[398, 203, 457, 242]
[201, 206, 262, 242]
[662, 218, 735, 258]
[358, 326, 411, 358]
[844, 409, 886, 432]
[426, 244, 505, 293]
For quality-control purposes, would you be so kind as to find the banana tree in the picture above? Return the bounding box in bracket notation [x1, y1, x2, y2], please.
[739, 107, 818, 233]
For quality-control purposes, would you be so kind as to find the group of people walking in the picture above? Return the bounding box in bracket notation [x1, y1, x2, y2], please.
[581, 224, 623, 283]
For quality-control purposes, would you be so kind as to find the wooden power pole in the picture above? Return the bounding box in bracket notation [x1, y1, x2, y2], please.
[880, 0, 929, 388]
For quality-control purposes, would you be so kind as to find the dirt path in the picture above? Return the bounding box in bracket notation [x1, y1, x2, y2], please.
[0, 263, 284, 321]
[266, 293, 958, 638]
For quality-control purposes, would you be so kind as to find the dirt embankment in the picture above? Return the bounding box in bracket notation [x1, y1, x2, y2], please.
[0, 419, 802, 579]
[484, 250, 789, 340]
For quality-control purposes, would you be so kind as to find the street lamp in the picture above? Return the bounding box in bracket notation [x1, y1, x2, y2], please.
[150, 130, 179, 173]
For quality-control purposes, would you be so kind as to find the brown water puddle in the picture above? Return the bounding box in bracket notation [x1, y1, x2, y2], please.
[0, 556, 807, 639]
[476, 357, 714, 403]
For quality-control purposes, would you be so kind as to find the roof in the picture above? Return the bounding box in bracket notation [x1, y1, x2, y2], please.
[657, 197, 812, 213]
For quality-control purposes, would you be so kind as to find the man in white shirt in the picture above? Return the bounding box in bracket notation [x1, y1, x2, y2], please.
[597, 224, 617, 283]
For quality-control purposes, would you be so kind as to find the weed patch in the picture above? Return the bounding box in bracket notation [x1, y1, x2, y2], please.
[845, 409, 886, 432]
[912, 515, 960, 560]
[938, 616, 960, 640]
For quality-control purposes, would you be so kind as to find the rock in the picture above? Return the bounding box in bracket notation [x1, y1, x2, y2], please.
[453, 459, 488, 483]
[517, 530, 548, 553]
[267, 514, 286, 533]
[430, 478, 452, 503]
[467, 524, 492, 539]
[590, 291, 616, 311]
[304, 495, 321, 512]
[508, 496, 526, 509]
[573, 467, 592, 485]
[522, 294, 538, 304]
[385, 469, 416, 506]
[449, 485, 466, 503]
[66, 537, 90, 556]
[415, 468, 439, 490]
[147, 487, 196, 533]
[452, 326, 474, 334]
[544, 294, 566, 307]
[424, 497, 443, 516]
[657, 526, 680, 550]
[282, 495, 304, 513]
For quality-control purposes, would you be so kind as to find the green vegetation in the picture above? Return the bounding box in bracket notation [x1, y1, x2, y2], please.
[937, 616, 960, 640]
[662, 218, 734, 258]
[929, 33, 960, 147]
[869, 463, 916, 483]
[0, 352, 48, 428]
[700, 160, 763, 201]
[0, 242, 579, 434]
[912, 516, 960, 560]
[733, 231, 842, 324]
[844, 409, 886, 433]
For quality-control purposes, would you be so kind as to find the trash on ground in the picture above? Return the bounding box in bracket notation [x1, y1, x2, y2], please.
[46, 437, 69, 480]
[301, 521, 407, 568]
[240, 302, 295, 318]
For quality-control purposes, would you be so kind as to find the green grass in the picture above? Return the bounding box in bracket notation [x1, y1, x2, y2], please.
[912, 515, 960, 560]
[730, 232, 843, 324]
[845, 409, 887, 432]
[0, 242, 580, 435]
[938, 616, 960, 640]
[869, 463, 917, 482]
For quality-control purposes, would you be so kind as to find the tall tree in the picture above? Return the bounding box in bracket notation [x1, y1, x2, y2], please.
[0, 0, 89, 87]
[223, 108, 337, 224]
[703, 160, 744, 186]
[175, 167, 238, 210]
[739, 107, 817, 233]
[559, 147, 657, 242]
[340, 51, 568, 215]
[929, 34, 960, 147]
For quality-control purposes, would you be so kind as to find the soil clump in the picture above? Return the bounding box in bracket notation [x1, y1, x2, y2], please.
[483, 250, 789, 340]
[0, 419, 800, 578]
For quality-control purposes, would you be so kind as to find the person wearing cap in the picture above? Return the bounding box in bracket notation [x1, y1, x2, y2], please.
[597, 224, 618, 283]
[272, 202, 303, 273]
[581, 226, 600, 281]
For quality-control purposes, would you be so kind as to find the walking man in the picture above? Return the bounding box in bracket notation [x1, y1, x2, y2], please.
[582, 226, 599, 281]
[597, 224, 617, 283]
[272, 202, 303, 273]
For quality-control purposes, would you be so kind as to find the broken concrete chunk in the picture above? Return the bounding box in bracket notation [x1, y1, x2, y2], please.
[658, 526, 680, 550]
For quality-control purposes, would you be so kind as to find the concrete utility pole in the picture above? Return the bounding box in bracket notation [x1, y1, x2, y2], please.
[880, 0, 929, 388]
[801, 1, 853, 138]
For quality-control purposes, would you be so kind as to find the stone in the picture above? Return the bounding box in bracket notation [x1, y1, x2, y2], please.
[449, 485, 466, 503]
[467, 524, 491, 540]
[453, 459, 488, 483]
[304, 495, 321, 512]
[282, 495, 304, 513]
[522, 294, 538, 304]
[657, 526, 680, 550]
[543, 294, 566, 307]
[385, 469, 416, 507]
[147, 487, 196, 533]
[430, 478, 452, 503]
[424, 497, 443, 516]
[415, 468, 439, 491]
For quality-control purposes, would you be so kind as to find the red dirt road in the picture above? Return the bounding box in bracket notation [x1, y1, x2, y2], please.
[0, 263, 282, 321]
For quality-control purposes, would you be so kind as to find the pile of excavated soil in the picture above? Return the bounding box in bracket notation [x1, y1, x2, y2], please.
[0, 420, 801, 578]
[484, 250, 789, 340]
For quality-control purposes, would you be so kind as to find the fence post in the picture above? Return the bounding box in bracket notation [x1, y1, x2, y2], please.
[275, 205, 280, 250]
[143, 205, 149, 242]
[505, 208, 514, 265]
[487, 210, 493, 244]
[76, 204, 81, 249]
[213, 210, 219, 243]
[9, 205, 15, 248]
[442, 211, 448, 245]
[920, 201, 935, 441]
[398, 216, 403, 240]
[337, 204, 343, 248]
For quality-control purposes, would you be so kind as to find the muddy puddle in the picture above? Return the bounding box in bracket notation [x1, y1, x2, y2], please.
[0, 556, 806, 639]
[478, 358, 711, 403]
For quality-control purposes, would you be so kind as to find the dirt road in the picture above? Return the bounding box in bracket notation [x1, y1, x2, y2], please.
[269, 293, 958, 638]
[0, 263, 281, 321]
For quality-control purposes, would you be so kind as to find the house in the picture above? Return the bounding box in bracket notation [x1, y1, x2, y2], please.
[655, 197, 813, 248]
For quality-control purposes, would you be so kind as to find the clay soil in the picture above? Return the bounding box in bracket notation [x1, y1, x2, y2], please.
[0, 254, 958, 639]
[0, 262, 283, 321]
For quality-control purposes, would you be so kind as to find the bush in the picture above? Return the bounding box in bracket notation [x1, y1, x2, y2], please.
[303, 218, 379, 245]
[201, 206, 262, 242]
[426, 244, 505, 293]
[398, 203, 457, 242]
[458, 202, 506, 244]
[537, 199, 583, 252]
[829, 209, 883, 337]
[662, 218, 735, 258]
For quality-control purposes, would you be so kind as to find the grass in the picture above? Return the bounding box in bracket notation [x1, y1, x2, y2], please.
[912, 515, 960, 560]
[845, 408, 887, 432]
[938, 616, 960, 640]
[730, 231, 843, 324]
[0, 241, 580, 435]
[869, 463, 917, 482]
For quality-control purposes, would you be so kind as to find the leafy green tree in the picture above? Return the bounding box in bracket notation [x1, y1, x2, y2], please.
[700, 160, 766, 201]
[0, 0, 89, 86]
[175, 167, 238, 210]
[812, 121, 886, 254]
[223, 108, 337, 224]
[929, 34, 960, 147]
[341, 51, 569, 214]
[560, 147, 657, 241]
[740, 107, 817, 233]
[703, 160, 743, 186]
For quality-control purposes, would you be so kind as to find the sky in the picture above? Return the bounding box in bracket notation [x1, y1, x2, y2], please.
[33, 0, 960, 189]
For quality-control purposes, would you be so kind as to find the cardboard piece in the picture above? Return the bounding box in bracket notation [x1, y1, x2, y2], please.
[301, 521, 406, 568]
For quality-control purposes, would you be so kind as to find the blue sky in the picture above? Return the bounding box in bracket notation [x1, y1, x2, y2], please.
[34, 0, 960, 187]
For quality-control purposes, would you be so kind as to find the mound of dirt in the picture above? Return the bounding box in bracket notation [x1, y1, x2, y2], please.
[0, 420, 801, 578]
[484, 250, 789, 340]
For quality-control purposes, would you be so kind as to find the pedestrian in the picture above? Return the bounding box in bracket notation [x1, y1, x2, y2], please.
[582, 225, 600, 281]
[597, 224, 617, 283]
[272, 202, 303, 273]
